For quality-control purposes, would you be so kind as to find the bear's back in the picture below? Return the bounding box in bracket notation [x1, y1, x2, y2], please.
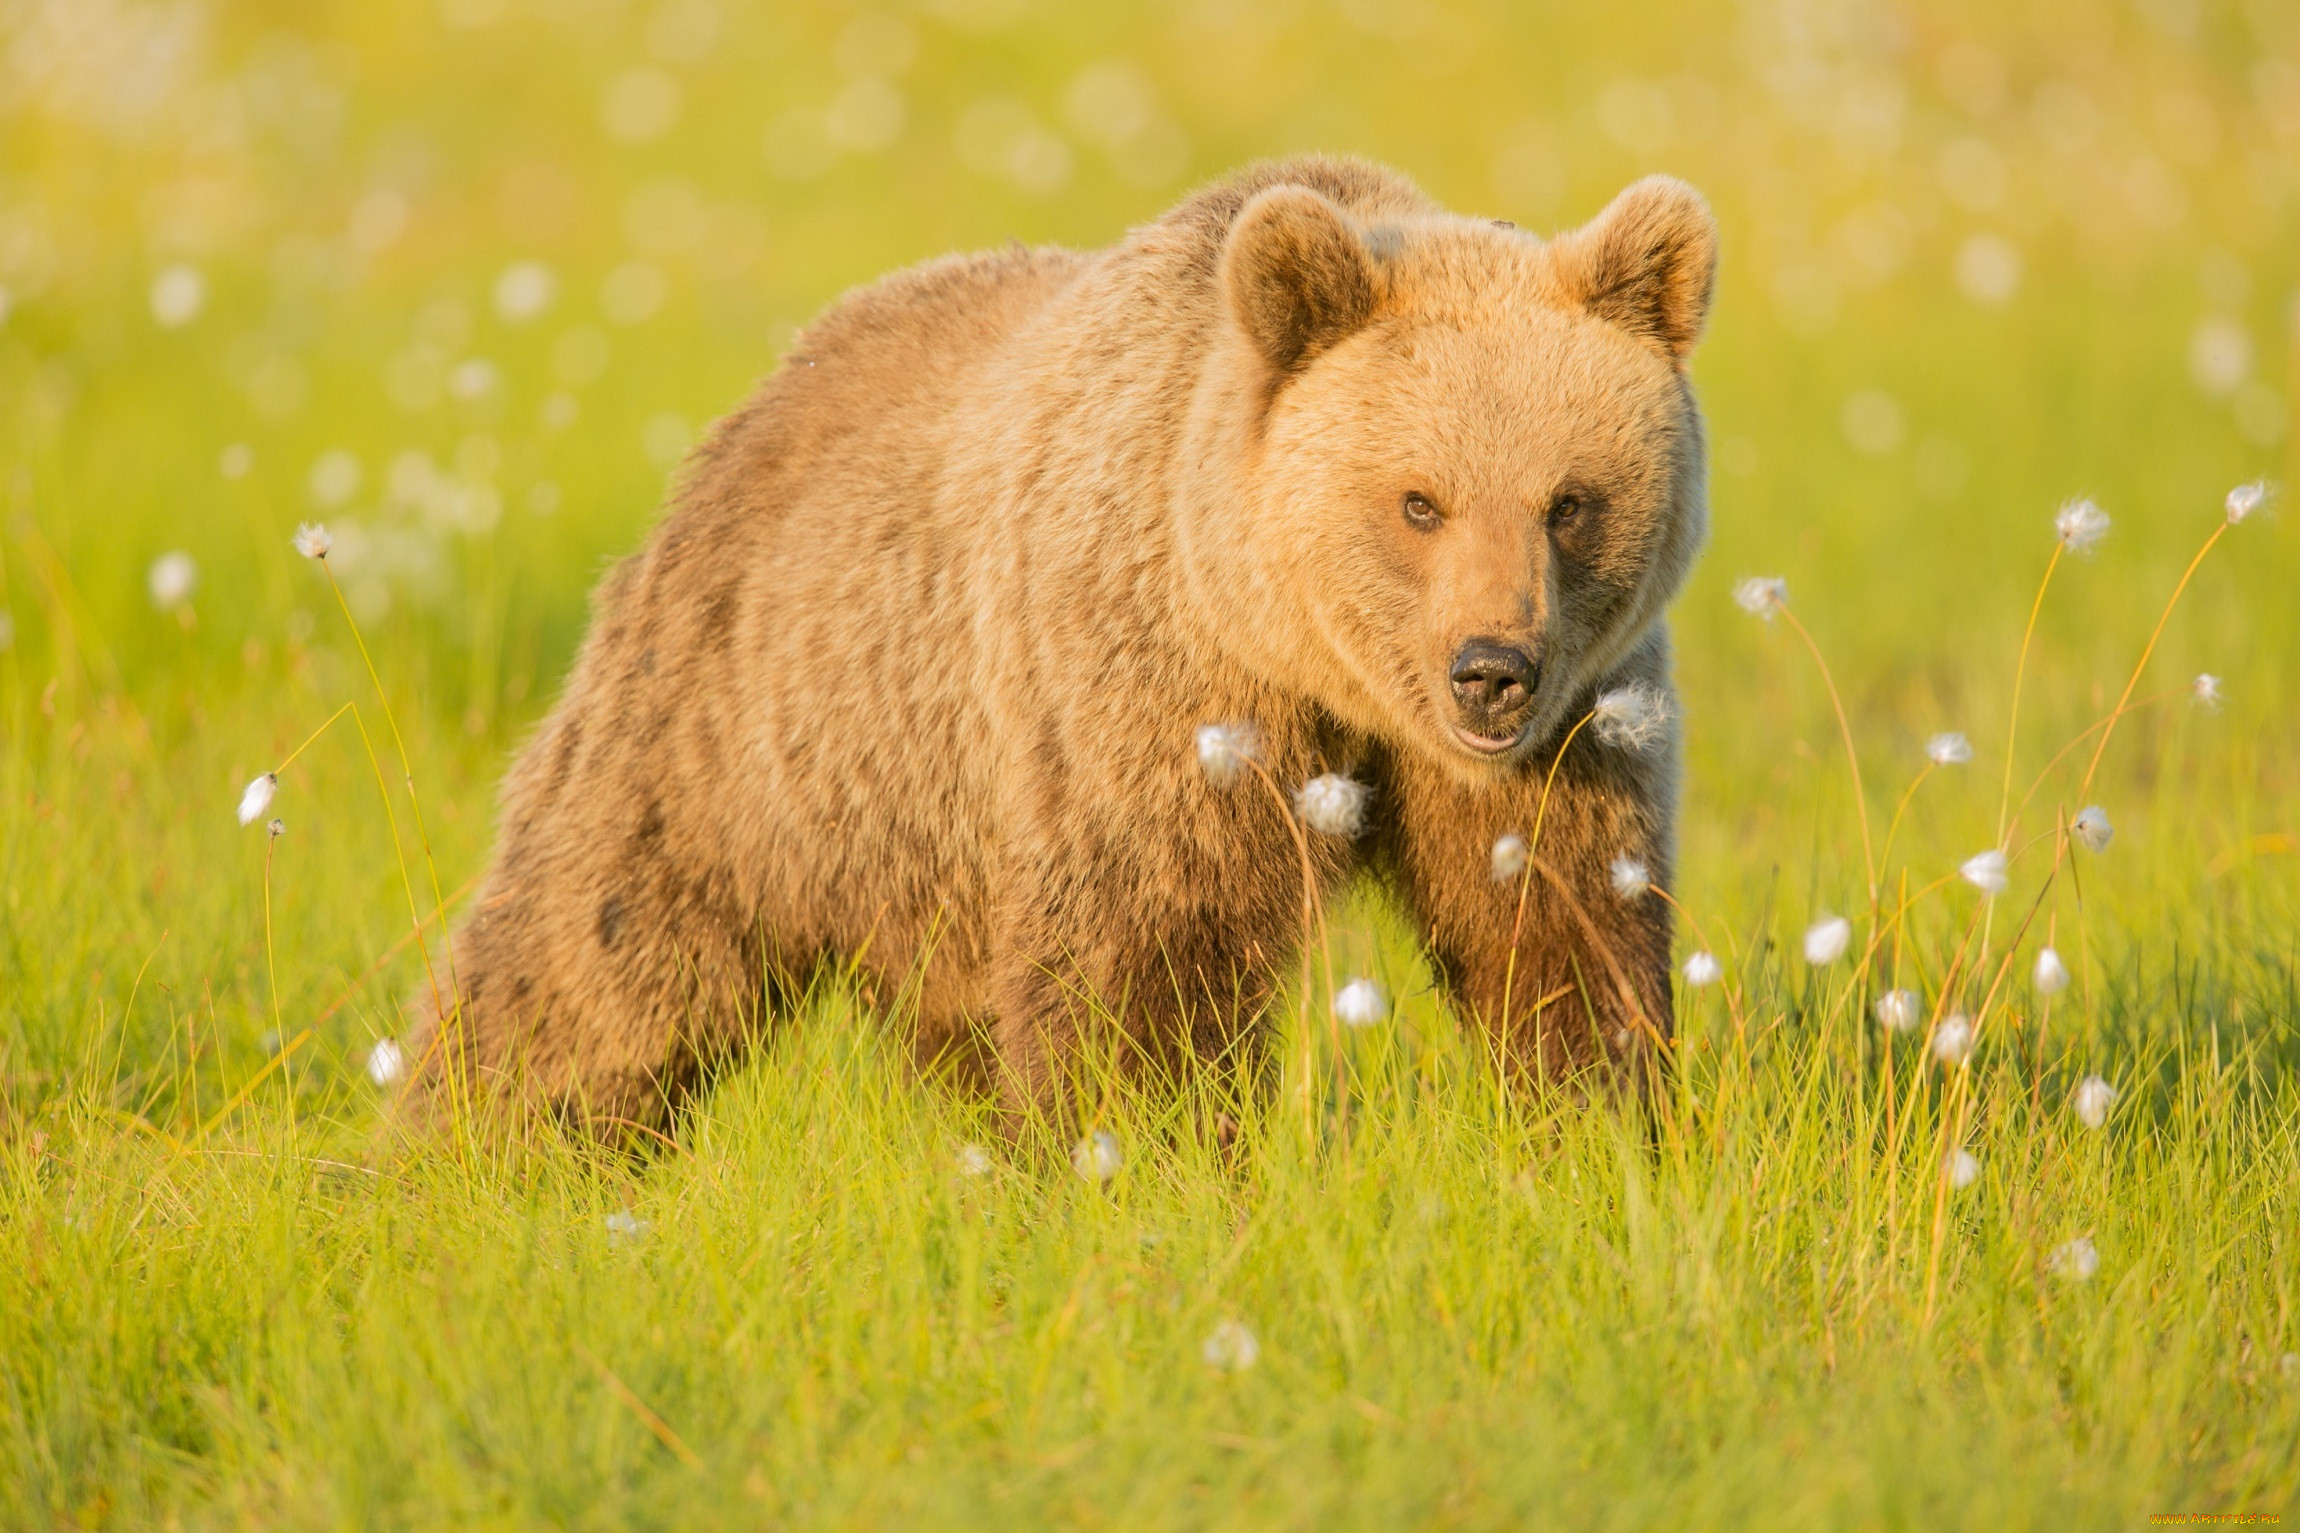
[679, 243, 1092, 542]
[683, 155, 1430, 549]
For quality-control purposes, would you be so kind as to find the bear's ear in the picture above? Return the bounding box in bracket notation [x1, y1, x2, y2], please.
[1221, 185, 1380, 375]
[1548, 176, 1716, 366]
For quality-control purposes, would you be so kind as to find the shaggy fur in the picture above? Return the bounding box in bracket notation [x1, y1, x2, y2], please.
[403, 156, 1717, 1134]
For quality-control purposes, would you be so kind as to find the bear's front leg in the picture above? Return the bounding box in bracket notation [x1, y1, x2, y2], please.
[1384, 734, 1675, 1089]
[979, 778, 1325, 1134]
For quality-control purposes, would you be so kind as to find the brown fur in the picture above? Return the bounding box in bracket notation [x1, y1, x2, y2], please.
[403, 157, 1717, 1134]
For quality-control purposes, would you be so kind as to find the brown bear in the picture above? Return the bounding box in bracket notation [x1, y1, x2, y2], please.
[401, 155, 1714, 1137]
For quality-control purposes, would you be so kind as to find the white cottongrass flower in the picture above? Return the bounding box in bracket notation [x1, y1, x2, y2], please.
[266, 817, 285, 839]
[1931, 1012, 1975, 1066]
[1924, 731, 1973, 766]
[2071, 806, 2113, 854]
[292, 522, 333, 560]
[2054, 497, 2110, 554]
[1592, 681, 1671, 753]
[1682, 950, 1723, 987]
[1201, 1318, 1260, 1371]
[147, 551, 198, 608]
[448, 357, 498, 400]
[2192, 672, 2223, 710]
[1194, 721, 1259, 787]
[2047, 1235, 2099, 1281]
[1332, 977, 1389, 1029]
[1803, 916, 1851, 966]
[366, 1037, 406, 1086]
[956, 1143, 994, 1178]
[1296, 773, 1369, 838]
[1608, 855, 1650, 901]
[1732, 575, 1787, 619]
[2072, 1074, 2116, 1130]
[237, 772, 278, 826]
[494, 259, 558, 322]
[1490, 832, 1529, 883]
[604, 1209, 649, 1243]
[1960, 849, 2009, 895]
[149, 263, 205, 327]
[1073, 1130, 1123, 1184]
[1874, 988, 1921, 1033]
[1946, 1147, 1980, 1190]
[2033, 946, 2071, 996]
[2224, 478, 2272, 525]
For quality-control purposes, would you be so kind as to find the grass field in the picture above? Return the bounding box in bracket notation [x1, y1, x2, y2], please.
[4, 0, 2299, 1527]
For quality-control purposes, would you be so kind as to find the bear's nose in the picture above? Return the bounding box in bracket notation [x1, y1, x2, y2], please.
[1449, 641, 1539, 717]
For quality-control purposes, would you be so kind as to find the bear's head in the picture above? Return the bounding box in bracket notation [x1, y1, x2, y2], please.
[1189, 173, 1715, 780]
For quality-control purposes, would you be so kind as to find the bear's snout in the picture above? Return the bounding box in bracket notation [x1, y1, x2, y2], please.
[1448, 640, 1540, 750]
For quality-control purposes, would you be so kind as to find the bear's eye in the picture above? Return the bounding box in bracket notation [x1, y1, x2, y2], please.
[1546, 492, 1587, 528]
[1401, 491, 1443, 531]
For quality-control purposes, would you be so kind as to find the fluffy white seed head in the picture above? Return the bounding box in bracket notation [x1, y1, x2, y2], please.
[1194, 722, 1260, 788]
[2033, 946, 2070, 996]
[149, 263, 206, 327]
[1608, 855, 1651, 901]
[1592, 681, 1671, 753]
[2054, 497, 2110, 554]
[1490, 832, 1529, 883]
[494, 259, 558, 322]
[1333, 977, 1390, 1029]
[266, 817, 285, 839]
[2192, 672, 2223, 710]
[1931, 1012, 1975, 1066]
[1925, 731, 1973, 766]
[1682, 950, 1723, 987]
[1296, 773, 1369, 838]
[1874, 988, 1921, 1033]
[1803, 916, 1852, 966]
[604, 1209, 648, 1243]
[2224, 478, 2272, 525]
[147, 551, 198, 609]
[366, 1037, 406, 1086]
[2072, 1074, 2116, 1130]
[2048, 1236, 2099, 1281]
[1201, 1318, 1260, 1371]
[956, 1143, 994, 1178]
[292, 522, 333, 560]
[1946, 1147, 1980, 1190]
[2071, 806, 2113, 854]
[1960, 849, 2009, 896]
[1733, 575, 1788, 619]
[237, 772, 278, 827]
[1073, 1129, 1123, 1185]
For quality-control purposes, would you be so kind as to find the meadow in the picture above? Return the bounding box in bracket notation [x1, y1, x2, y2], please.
[3, 0, 2298, 1526]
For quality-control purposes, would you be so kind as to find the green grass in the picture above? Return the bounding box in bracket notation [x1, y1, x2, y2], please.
[4, 0, 2299, 1526]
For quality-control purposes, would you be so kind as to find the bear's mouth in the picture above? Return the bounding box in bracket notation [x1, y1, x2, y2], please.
[1452, 724, 1524, 756]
